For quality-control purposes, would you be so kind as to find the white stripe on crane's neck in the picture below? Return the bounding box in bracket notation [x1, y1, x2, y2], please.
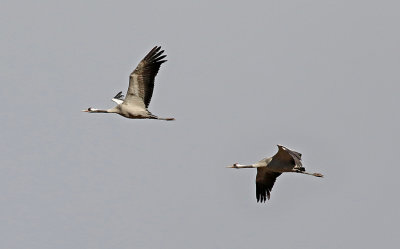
[87, 107, 119, 113]
[233, 164, 259, 168]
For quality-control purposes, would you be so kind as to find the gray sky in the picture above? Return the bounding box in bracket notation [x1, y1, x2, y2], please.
[1, 0, 399, 248]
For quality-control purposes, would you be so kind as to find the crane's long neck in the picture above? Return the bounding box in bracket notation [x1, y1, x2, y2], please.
[227, 163, 258, 169]
[85, 107, 119, 113]
[90, 108, 109, 113]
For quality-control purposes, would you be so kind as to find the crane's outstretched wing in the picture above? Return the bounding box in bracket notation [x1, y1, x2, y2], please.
[114, 91, 124, 100]
[125, 46, 167, 108]
[273, 145, 303, 169]
[256, 169, 281, 202]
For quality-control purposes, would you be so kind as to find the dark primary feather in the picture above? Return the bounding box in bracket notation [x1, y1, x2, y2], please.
[126, 46, 167, 107]
[256, 169, 281, 202]
[113, 91, 124, 100]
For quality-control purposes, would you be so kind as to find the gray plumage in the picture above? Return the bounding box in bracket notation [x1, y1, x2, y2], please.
[83, 46, 174, 121]
[227, 145, 323, 203]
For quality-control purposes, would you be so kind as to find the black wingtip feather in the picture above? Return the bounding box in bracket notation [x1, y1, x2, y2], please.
[113, 91, 124, 99]
[256, 184, 270, 203]
[255, 172, 281, 203]
[144, 47, 167, 66]
[155, 54, 167, 61]
[143, 46, 162, 61]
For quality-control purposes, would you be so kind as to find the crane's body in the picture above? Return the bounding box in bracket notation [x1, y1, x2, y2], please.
[83, 46, 174, 121]
[228, 145, 323, 202]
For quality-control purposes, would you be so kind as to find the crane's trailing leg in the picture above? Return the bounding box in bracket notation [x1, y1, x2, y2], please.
[293, 169, 324, 177]
[157, 117, 175, 121]
[148, 114, 175, 121]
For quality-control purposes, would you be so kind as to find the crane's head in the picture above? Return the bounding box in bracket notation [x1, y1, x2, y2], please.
[82, 107, 95, 112]
[226, 163, 239, 168]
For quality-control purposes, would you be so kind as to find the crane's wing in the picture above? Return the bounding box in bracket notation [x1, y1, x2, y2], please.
[114, 91, 124, 100]
[111, 91, 124, 104]
[125, 46, 167, 108]
[273, 145, 303, 169]
[256, 168, 281, 202]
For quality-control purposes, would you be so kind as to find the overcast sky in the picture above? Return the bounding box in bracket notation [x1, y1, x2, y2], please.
[1, 0, 399, 248]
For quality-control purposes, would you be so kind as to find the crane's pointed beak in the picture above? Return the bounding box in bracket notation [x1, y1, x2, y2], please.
[82, 109, 89, 112]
